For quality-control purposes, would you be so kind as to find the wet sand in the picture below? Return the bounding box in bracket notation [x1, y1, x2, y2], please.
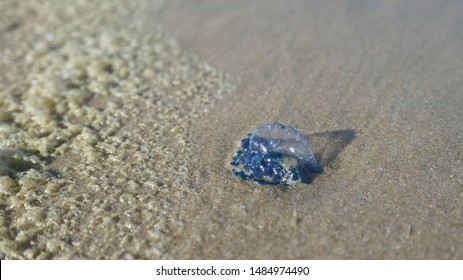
[1, 0, 462, 259]
[156, 0, 463, 259]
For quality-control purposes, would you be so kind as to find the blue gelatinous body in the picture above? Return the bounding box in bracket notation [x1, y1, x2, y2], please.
[231, 123, 323, 186]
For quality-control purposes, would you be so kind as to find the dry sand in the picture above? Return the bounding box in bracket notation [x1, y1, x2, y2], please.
[1, 0, 462, 259]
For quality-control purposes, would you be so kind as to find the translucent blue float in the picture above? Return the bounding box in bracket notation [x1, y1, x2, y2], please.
[231, 123, 323, 186]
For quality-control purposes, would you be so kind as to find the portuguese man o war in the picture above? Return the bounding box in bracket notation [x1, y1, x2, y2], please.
[231, 123, 323, 186]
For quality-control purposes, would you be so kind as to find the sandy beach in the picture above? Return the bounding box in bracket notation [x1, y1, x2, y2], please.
[1, 0, 462, 259]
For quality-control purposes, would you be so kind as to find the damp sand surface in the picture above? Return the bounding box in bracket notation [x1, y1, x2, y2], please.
[1, 0, 463, 259]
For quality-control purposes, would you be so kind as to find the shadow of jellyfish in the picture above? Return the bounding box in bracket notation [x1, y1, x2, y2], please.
[308, 129, 358, 170]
